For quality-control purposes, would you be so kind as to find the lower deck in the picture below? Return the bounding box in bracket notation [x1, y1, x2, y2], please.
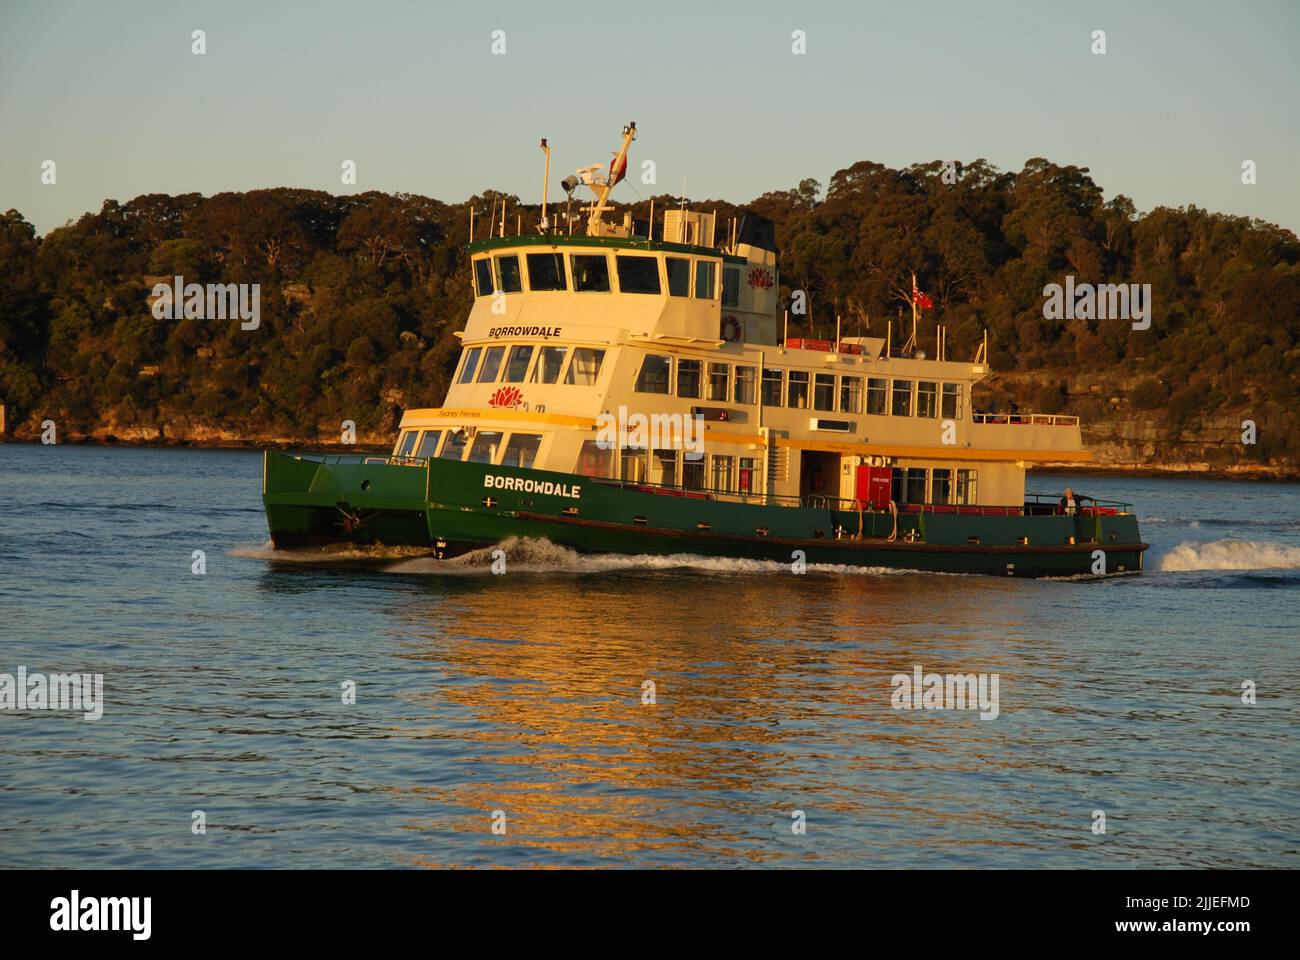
[262, 452, 1147, 578]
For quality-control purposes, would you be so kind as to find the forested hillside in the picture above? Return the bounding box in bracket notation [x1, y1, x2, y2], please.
[1, 157, 1297, 473]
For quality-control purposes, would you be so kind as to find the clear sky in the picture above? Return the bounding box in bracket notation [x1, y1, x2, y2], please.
[1, 0, 1297, 235]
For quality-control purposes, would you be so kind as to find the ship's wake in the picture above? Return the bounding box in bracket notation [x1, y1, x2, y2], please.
[1158, 538, 1300, 572]
[383, 536, 914, 576]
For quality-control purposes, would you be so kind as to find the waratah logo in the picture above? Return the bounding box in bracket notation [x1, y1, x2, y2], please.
[747, 267, 774, 289]
[489, 386, 523, 408]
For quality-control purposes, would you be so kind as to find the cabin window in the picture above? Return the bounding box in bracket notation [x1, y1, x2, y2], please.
[531, 345, 567, 383]
[666, 258, 691, 297]
[468, 431, 504, 464]
[738, 457, 757, 494]
[565, 347, 605, 386]
[395, 431, 418, 458]
[956, 469, 978, 505]
[917, 381, 938, 418]
[620, 447, 647, 483]
[941, 383, 961, 419]
[695, 260, 718, 299]
[440, 430, 468, 460]
[415, 430, 442, 459]
[457, 347, 483, 384]
[931, 468, 952, 504]
[708, 363, 730, 402]
[722, 267, 740, 307]
[907, 468, 927, 504]
[677, 359, 702, 399]
[710, 455, 734, 493]
[473, 259, 495, 297]
[787, 370, 810, 409]
[813, 373, 836, 411]
[616, 255, 661, 294]
[682, 458, 706, 490]
[501, 433, 542, 468]
[734, 365, 756, 404]
[476, 345, 505, 382]
[495, 256, 523, 293]
[576, 439, 613, 478]
[653, 449, 678, 487]
[525, 252, 566, 291]
[866, 377, 887, 415]
[840, 376, 863, 414]
[761, 368, 784, 406]
[503, 345, 534, 382]
[571, 254, 611, 292]
[635, 354, 672, 394]
[891, 379, 914, 417]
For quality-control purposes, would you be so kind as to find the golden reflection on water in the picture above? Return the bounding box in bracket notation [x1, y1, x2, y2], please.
[381, 569, 1044, 867]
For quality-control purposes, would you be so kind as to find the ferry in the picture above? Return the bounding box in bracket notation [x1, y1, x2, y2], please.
[262, 122, 1148, 577]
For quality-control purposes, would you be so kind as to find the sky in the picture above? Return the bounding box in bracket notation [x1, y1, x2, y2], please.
[1, 0, 1297, 235]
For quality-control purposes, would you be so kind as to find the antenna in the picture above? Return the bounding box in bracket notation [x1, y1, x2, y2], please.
[539, 138, 551, 232]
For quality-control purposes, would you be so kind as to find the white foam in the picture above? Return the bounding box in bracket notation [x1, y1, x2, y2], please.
[383, 536, 911, 577]
[1158, 539, 1300, 572]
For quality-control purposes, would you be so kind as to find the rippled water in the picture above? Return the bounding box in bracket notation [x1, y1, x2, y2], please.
[1, 445, 1296, 868]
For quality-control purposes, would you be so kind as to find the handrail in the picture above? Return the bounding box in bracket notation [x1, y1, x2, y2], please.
[972, 413, 1080, 426]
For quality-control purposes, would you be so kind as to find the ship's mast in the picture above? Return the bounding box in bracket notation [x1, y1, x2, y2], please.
[586, 121, 636, 235]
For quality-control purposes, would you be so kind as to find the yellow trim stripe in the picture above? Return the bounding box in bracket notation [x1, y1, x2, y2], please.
[775, 436, 1092, 463]
[400, 407, 597, 429]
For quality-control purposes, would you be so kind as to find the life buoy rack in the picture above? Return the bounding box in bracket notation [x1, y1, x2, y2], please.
[720, 315, 742, 343]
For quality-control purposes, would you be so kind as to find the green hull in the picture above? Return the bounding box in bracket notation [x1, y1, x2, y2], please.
[261, 452, 1148, 578]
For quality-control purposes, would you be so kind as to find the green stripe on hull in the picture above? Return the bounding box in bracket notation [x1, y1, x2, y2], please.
[261, 451, 1148, 577]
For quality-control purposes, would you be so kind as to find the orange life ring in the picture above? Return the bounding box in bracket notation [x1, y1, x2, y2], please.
[720, 315, 742, 342]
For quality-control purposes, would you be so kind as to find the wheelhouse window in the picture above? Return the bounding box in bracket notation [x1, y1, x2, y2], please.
[457, 347, 482, 384]
[708, 362, 730, 402]
[866, 377, 887, 415]
[525, 252, 566, 291]
[467, 431, 504, 464]
[666, 258, 690, 297]
[916, 381, 938, 418]
[530, 345, 567, 384]
[761, 368, 784, 406]
[787, 370, 810, 409]
[616, 255, 661, 294]
[840, 376, 863, 414]
[813, 373, 836, 412]
[571, 254, 611, 292]
[440, 430, 468, 460]
[956, 469, 978, 505]
[941, 383, 961, 419]
[503, 345, 534, 382]
[695, 260, 718, 299]
[501, 433, 542, 468]
[415, 430, 442, 459]
[476, 345, 505, 382]
[565, 347, 605, 386]
[931, 468, 952, 504]
[891, 379, 914, 417]
[473, 259, 495, 297]
[494, 255, 522, 293]
[635, 354, 672, 394]
[677, 359, 702, 399]
[722, 267, 739, 307]
[734, 365, 756, 404]
[395, 431, 418, 458]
